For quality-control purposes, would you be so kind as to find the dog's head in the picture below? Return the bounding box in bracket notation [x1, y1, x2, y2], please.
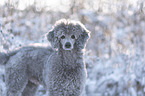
[47, 19, 90, 50]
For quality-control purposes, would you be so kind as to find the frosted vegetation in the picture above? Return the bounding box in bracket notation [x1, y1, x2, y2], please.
[0, 0, 145, 96]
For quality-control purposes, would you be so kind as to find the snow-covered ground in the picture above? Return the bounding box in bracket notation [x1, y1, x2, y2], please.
[0, 1, 145, 96]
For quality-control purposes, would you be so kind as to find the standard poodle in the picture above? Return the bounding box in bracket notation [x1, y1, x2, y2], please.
[0, 19, 90, 96]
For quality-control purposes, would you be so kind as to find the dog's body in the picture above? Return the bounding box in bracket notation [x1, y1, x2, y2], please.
[0, 19, 90, 96]
[1, 46, 53, 96]
[44, 46, 86, 96]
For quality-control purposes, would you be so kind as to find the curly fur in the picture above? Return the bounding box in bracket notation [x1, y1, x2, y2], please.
[0, 19, 90, 96]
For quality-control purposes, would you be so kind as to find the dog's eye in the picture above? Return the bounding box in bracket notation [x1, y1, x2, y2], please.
[61, 35, 65, 39]
[71, 35, 75, 39]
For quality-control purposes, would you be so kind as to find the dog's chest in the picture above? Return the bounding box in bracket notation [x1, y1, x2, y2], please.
[60, 65, 80, 78]
[53, 65, 82, 89]
[54, 57, 82, 83]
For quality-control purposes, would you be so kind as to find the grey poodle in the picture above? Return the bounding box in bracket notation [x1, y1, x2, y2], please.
[0, 19, 90, 96]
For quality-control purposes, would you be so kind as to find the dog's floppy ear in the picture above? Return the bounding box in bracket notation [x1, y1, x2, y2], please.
[47, 29, 59, 48]
[76, 26, 91, 49]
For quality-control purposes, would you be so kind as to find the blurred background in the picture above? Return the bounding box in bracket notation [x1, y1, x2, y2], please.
[0, 0, 145, 96]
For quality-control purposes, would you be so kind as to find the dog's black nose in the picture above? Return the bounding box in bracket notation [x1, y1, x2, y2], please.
[65, 42, 71, 48]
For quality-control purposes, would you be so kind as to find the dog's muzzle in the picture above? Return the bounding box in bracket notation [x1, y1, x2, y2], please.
[65, 42, 71, 48]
